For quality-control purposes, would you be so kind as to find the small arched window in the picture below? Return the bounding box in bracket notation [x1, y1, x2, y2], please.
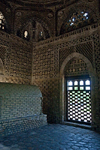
[23, 30, 30, 41]
[0, 11, 6, 31]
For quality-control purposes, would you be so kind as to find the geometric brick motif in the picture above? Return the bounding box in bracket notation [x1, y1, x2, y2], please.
[65, 58, 88, 77]
[76, 41, 93, 65]
[33, 78, 60, 123]
[59, 39, 93, 69]
[93, 33, 100, 72]
[33, 45, 59, 79]
[59, 46, 74, 68]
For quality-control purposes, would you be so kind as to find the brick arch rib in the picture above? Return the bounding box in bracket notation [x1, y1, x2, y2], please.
[60, 52, 94, 76]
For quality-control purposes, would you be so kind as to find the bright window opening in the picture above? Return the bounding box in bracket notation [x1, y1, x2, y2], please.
[74, 81, 78, 85]
[24, 30, 28, 38]
[68, 81, 73, 86]
[85, 80, 90, 85]
[67, 78, 91, 124]
[80, 80, 84, 85]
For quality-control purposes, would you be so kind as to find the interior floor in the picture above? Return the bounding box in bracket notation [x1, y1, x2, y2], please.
[0, 124, 100, 150]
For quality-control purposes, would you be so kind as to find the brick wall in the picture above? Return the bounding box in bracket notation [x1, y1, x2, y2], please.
[0, 31, 32, 84]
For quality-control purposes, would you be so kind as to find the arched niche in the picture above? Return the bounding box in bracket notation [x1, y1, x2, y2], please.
[60, 52, 96, 125]
[17, 17, 51, 42]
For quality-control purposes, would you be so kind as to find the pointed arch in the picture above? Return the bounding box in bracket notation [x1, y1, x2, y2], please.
[60, 52, 96, 122]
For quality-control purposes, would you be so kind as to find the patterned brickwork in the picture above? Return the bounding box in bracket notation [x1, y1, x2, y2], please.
[92, 33, 100, 126]
[32, 78, 60, 123]
[59, 40, 93, 69]
[93, 33, 100, 72]
[59, 46, 75, 69]
[33, 45, 59, 79]
[6, 47, 32, 84]
[76, 41, 93, 65]
[0, 31, 32, 84]
[64, 58, 88, 77]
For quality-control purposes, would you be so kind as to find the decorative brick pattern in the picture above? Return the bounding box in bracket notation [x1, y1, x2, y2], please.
[32, 78, 60, 123]
[76, 41, 93, 65]
[59, 46, 74, 69]
[59, 40, 93, 69]
[93, 33, 100, 72]
[7, 47, 32, 84]
[33, 45, 59, 80]
[0, 31, 32, 84]
[64, 58, 88, 77]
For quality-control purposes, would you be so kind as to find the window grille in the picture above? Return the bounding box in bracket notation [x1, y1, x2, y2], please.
[61, 11, 94, 34]
[67, 77, 92, 124]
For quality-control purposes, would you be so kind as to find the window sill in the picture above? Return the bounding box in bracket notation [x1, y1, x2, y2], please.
[61, 121, 92, 130]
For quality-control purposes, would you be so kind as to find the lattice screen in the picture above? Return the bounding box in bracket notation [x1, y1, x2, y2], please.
[67, 78, 92, 124]
[60, 10, 94, 34]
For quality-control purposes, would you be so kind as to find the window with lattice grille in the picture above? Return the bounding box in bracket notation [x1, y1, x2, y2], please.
[66, 77, 92, 124]
[67, 12, 89, 27]
[61, 11, 94, 34]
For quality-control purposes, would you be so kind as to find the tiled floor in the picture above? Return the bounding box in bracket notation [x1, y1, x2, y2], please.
[0, 124, 100, 150]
